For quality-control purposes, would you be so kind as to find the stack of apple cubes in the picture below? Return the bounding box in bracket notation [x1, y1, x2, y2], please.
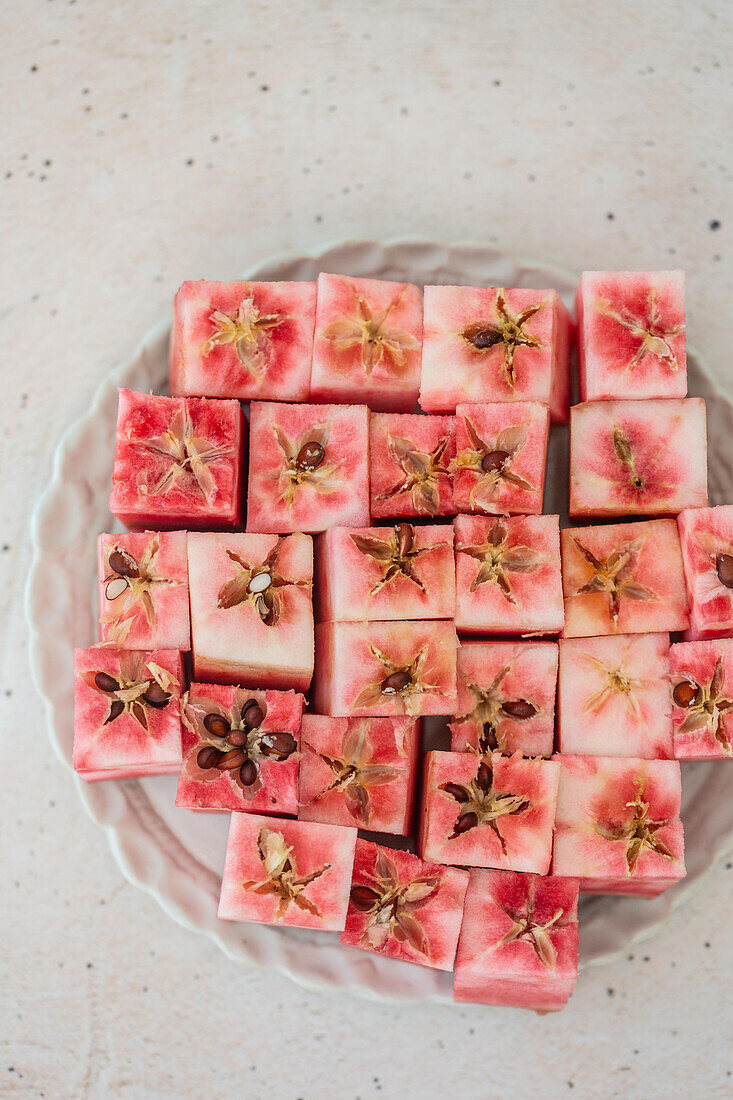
[72, 269, 733, 1013]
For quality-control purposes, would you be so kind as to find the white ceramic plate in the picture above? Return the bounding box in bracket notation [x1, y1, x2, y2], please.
[26, 239, 733, 1003]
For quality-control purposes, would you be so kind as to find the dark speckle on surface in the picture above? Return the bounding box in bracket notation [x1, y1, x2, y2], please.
[260, 84, 270, 92]
[607, 212, 615, 220]
[710, 219, 721, 230]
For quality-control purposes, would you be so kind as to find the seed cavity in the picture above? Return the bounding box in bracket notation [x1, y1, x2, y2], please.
[227, 729, 248, 748]
[197, 745, 221, 770]
[108, 549, 139, 578]
[94, 671, 119, 693]
[203, 713, 231, 738]
[296, 441, 325, 471]
[218, 748, 246, 770]
[239, 759, 258, 786]
[394, 522, 414, 557]
[470, 328, 503, 350]
[242, 701, 265, 729]
[673, 680, 702, 708]
[350, 884, 381, 911]
[105, 699, 125, 723]
[500, 699, 537, 720]
[247, 571, 272, 594]
[104, 576, 130, 601]
[142, 682, 171, 708]
[381, 670, 412, 694]
[481, 449, 510, 473]
[716, 553, 733, 589]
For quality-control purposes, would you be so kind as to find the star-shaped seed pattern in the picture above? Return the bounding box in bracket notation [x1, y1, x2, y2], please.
[570, 536, 654, 623]
[594, 777, 677, 875]
[439, 759, 529, 851]
[673, 656, 733, 755]
[132, 405, 233, 504]
[182, 689, 297, 797]
[453, 416, 534, 511]
[83, 654, 178, 733]
[451, 664, 539, 753]
[377, 433, 452, 516]
[596, 286, 685, 373]
[272, 421, 342, 509]
[349, 848, 439, 956]
[352, 644, 440, 715]
[495, 879, 570, 970]
[460, 290, 546, 386]
[349, 523, 446, 596]
[322, 289, 419, 376]
[242, 827, 330, 921]
[216, 537, 308, 626]
[581, 648, 648, 719]
[203, 294, 284, 377]
[459, 518, 543, 603]
[305, 720, 400, 826]
[101, 536, 178, 643]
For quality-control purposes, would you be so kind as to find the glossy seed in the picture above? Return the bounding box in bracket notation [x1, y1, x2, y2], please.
[104, 576, 129, 601]
[395, 523, 415, 557]
[673, 680, 701, 708]
[142, 682, 170, 708]
[350, 885, 381, 912]
[440, 781, 469, 802]
[500, 699, 537, 720]
[259, 731, 297, 759]
[452, 811, 478, 836]
[204, 713, 231, 738]
[296, 441, 325, 471]
[511, 800, 529, 815]
[480, 722, 498, 752]
[716, 553, 733, 589]
[94, 671, 119, 693]
[197, 745, 221, 770]
[108, 549, 139, 578]
[381, 670, 412, 694]
[247, 571, 272, 594]
[481, 449, 510, 473]
[239, 759, 259, 786]
[218, 748, 247, 770]
[242, 701, 265, 729]
[471, 328, 502, 349]
[476, 761, 493, 792]
[105, 699, 125, 723]
[227, 729, 248, 748]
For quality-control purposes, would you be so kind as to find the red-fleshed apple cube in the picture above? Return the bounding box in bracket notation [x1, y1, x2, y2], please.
[450, 641, 558, 758]
[313, 620, 457, 717]
[340, 840, 469, 970]
[109, 389, 243, 530]
[299, 715, 419, 834]
[73, 647, 183, 781]
[316, 523, 455, 622]
[419, 751, 559, 874]
[188, 532, 314, 691]
[576, 270, 687, 401]
[217, 813, 357, 931]
[369, 412, 456, 519]
[670, 638, 733, 759]
[454, 869, 579, 1012]
[169, 280, 316, 401]
[246, 400, 370, 533]
[309, 273, 423, 412]
[569, 398, 707, 518]
[420, 285, 573, 423]
[454, 514, 564, 635]
[561, 519, 689, 638]
[677, 505, 733, 638]
[552, 755, 686, 896]
[175, 683, 304, 815]
[558, 634, 673, 759]
[453, 401, 549, 516]
[97, 531, 190, 650]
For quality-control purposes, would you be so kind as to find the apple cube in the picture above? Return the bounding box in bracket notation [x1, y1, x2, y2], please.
[677, 505, 733, 637]
[454, 870, 579, 1012]
[316, 523, 455, 622]
[576, 270, 687, 401]
[309, 273, 423, 412]
[552, 755, 686, 896]
[454, 514, 564, 635]
[175, 683, 304, 815]
[299, 715, 420, 834]
[419, 751, 559, 874]
[419, 285, 573, 423]
[670, 638, 733, 759]
[73, 647, 183, 781]
[313, 620, 457, 717]
[188, 532, 314, 692]
[450, 641, 558, 758]
[97, 531, 190, 650]
[369, 412, 456, 519]
[558, 634, 673, 759]
[217, 813, 357, 931]
[109, 389, 243, 530]
[169, 279, 316, 401]
[453, 401, 549, 516]
[561, 519, 689, 638]
[340, 840, 469, 971]
[569, 398, 707, 518]
[246, 400, 369, 533]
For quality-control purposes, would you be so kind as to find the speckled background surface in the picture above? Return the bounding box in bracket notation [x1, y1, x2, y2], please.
[2, 2, 732, 1097]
